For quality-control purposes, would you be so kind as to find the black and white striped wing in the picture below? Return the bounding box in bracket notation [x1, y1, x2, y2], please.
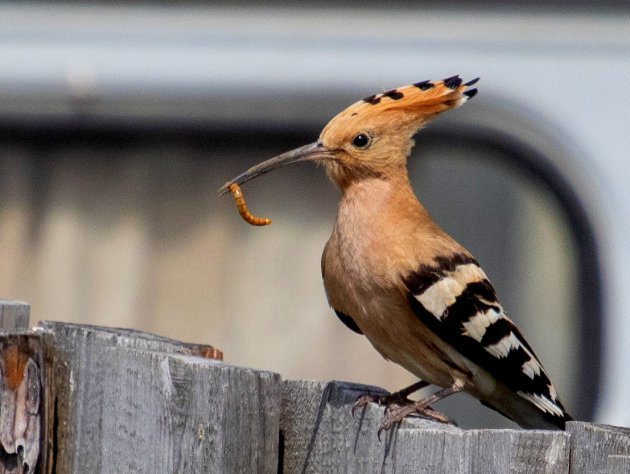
[403, 253, 569, 427]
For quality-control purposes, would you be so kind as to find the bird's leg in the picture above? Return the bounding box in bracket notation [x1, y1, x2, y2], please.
[352, 380, 429, 416]
[377, 380, 464, 437]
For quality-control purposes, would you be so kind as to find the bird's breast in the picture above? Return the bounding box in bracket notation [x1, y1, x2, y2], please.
[323, 239, 461, 388]
[321, 178, 470, 387]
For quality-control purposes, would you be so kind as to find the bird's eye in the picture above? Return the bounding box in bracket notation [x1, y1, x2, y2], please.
[352, 133, 371, 149]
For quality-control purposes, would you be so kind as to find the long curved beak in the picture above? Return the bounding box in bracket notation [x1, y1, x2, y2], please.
[218, 141, 335, 195]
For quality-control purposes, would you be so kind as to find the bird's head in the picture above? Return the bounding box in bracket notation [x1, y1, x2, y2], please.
[218, 76, 478, 194]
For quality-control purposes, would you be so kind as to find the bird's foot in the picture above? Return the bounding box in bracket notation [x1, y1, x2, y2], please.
[377, 401, 456, 439]
[352, 393, 388, 417]
[376, 382, 463, 439]
[352, 380, 429, 417]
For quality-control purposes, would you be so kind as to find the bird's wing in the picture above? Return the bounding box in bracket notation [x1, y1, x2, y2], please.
[334, 309, 363, 334]
[403, 252, 570, 427]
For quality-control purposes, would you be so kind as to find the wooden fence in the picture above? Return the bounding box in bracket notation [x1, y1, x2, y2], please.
[0, 300, 628, 473]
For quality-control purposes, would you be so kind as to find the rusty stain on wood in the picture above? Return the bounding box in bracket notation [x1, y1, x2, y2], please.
[2, 344, 29, 391]
[196, 346, 223, 361]
[0, 335, 41, 474]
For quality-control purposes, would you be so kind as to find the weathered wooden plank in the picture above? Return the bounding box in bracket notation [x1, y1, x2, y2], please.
[97, 347, 279, 473]
[280, 380, 569, 474]
[0, 317, 622, 474]
[0, 335, 41, 474]
[1, 313, 629, 474]
[465, 429, 569, 473]
[38, 320, 223, 360]
[0, 297, 37, 474]
[0, 302, 29, 332]
[38, 321, 277, 473]
[567, 421, 630, 474]
[607, 455, 630, 473]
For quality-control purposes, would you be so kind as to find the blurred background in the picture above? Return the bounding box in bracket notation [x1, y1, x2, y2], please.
[1, 2, 629, 428]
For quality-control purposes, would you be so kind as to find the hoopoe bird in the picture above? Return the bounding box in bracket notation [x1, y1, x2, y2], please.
[219, 76, 571, 431]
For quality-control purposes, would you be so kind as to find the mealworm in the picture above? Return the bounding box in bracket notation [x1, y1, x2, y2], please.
[228, 183, 272, 226]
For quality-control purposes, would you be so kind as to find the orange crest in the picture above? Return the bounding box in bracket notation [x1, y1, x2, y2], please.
[321, 76, 478, 144]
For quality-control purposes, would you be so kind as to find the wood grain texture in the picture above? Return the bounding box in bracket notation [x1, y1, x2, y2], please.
[607, 454, 630, 474]
[607, 455, 630, 473]
[0, 335, 41, 474]
[0, 302, 29, 333]
[280, 380, 569, 474]
[0, 316, 623, 474]
[567, 421, 630, 474]
[38, 321, 277, 474]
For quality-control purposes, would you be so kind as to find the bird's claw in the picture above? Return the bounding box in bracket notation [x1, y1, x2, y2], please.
[420, 406, 458, 426]
[352, 391, 409, 418]
[352, 393, 382, 417]
[376, 402, 456, 440]
[376, 415, 400, 441]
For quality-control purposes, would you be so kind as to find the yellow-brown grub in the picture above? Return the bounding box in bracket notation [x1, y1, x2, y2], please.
[228, 183, 272, 226]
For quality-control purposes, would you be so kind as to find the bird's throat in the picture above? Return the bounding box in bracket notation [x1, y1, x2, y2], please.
[333, 175, 430, 285]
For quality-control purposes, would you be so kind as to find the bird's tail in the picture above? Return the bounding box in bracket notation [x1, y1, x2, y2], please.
[481, 388, 572, 430]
